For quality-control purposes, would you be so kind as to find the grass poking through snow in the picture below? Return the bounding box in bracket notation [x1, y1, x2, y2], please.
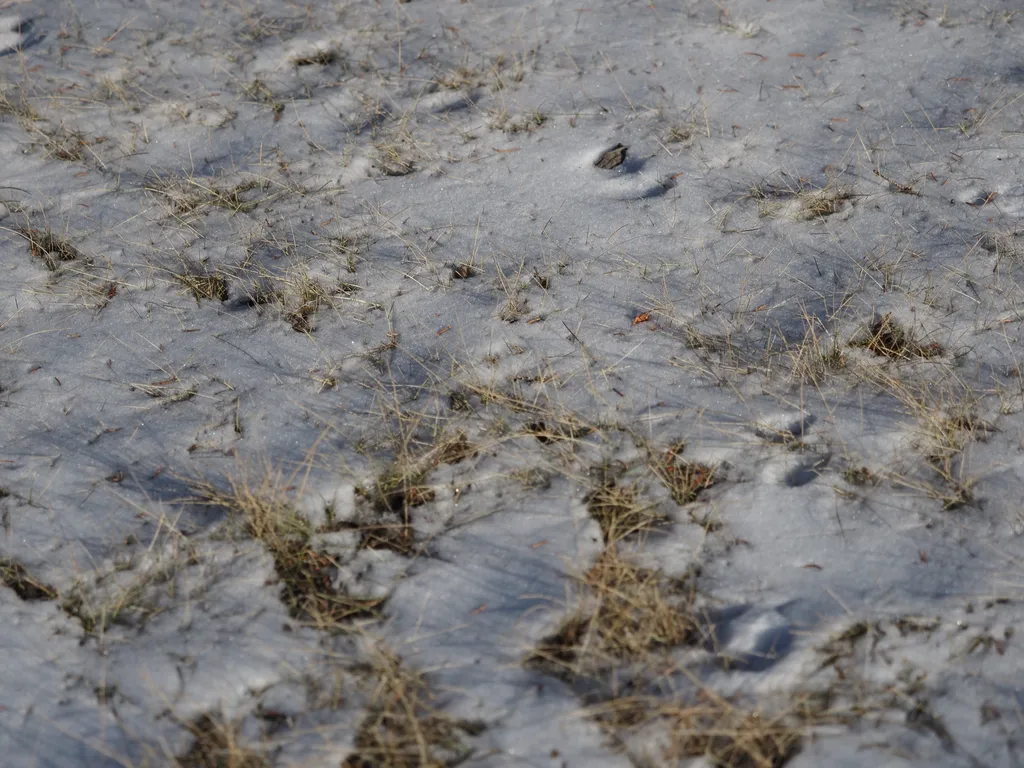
[528, 547, 703, 680]
[191, 459, 383, 630]
[347, 649, 476, 768]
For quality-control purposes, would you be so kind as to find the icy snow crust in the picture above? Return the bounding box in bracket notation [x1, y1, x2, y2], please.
[1, 0, 1024, 765]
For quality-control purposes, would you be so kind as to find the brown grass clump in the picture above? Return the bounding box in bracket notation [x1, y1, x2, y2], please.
[592, 691, 805, 768]
[0, 558, 58, 601]
[282, 274, 358, 333]
[366, 432, 476, 513]
[37, 127, 88, 162]
[662, 700, 803, 767]
[854, 314, 942, 360]
[877, 375, 985, 510]
[17, 226, 80, 270]
[61, 578, 156, 635]
[794, 186, 852, 219]
[852, 363, 988, 510]
[368, 467, 436, 513]
[347, 650, 474, 768]
[177, 265, 229, 303]
[651, 442, 717, 505]
[192, 461, 382, 630]
[146, 175, 264, 216]
[585, 476, 666, 544]
[529, 548, 702, 678]
[177, 712, 268, 768]
[375, 139, 416, 177]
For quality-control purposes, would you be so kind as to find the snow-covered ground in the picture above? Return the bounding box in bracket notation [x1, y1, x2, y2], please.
[2, 0, 1024, 765]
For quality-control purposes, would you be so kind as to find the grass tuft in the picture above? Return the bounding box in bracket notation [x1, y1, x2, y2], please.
[651, 443, 717, 505]
[794, 185, 853, 219]
[528, 547, 702, 678]
[854, 314, 942, 360]
[177, 712, 268, 768]
[585, 474, 666, 544]
[362, 431, 476, 516]
[348, 650, 473, 768]
[523, 418, 592, 445]
[176, 263, 229, 303]
[192, 461, 382, 629]
[17, 227, 80, 270]
[607, 692, 806, 768]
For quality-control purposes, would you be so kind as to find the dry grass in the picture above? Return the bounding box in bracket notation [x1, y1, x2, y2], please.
[529, 539, 807, 766]
[59, 533, 198, 637]
[291, 47, 340, 67]
[176, 712, 268, 768]
[793, 184, 853, 220]
[242, 79, 285, 120]
[0, 558, 58, 601]
[283, 272, 359, 333]
[853, 313, 943, 360]
[16, 226, 80, 271]
[347, 649, 474, 768]
[858, 369, 988, 510]
[591, 690, 808, 768]
[488, 108, 547, 134]
[785, 315, 847, 385]
[340, 520, 417, 556]
[0, 84, 39, 121]
[523, 417, 593, 445]
[374, 133, 417, 177]
[62, 578, 154, 635]
[649, 442, 717, 506]
[1, 10, 1013, 767]
[585, 473, 666, 544]
[363, 430, 476, 514]
[191, 460, 383, 629]
[177, 263, 229, 303]
[146, 174, 265, 217]
[979, 227, 1023, 270]
[528, 547, 703, 679]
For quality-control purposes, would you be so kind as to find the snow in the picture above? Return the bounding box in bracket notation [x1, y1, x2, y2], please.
[2, 0, 1024, 765]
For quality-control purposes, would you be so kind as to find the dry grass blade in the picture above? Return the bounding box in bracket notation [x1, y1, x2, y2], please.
[147, 175, 265, 216]
[786, 316, 846, 384]
[523, 417, 592, 445]
[661, 694, 805, 767]
[857, 369, 987, 509]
